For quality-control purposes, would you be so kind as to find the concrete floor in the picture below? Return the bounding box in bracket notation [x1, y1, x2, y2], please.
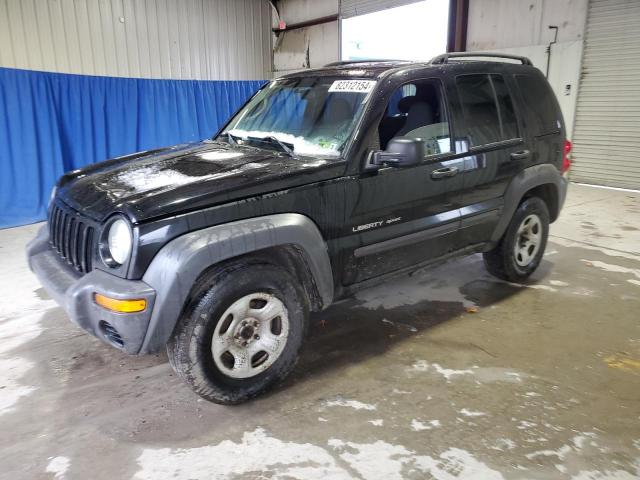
[1, 183, 639, 480]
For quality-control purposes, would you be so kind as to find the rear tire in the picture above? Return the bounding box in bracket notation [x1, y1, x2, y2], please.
[167, 262, 308, 404]
[483, 196, 550, 282]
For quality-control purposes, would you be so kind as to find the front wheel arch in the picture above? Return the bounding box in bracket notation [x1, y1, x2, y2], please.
[139, 213, 334, 355]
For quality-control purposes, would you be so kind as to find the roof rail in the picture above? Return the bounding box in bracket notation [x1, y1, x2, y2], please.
[323, 59, 409, 67]
[429, 52, 533, 66]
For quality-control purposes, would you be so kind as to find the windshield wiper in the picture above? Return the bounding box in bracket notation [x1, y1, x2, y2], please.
[248, 136, 298, 159]
[218, 132, 239, 145]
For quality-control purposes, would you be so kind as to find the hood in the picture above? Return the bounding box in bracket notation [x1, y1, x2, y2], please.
[57, 141, 342, 223]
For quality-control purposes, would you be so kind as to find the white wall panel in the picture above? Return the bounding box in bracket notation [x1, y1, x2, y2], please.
[272, 0, 340, 74]
[0, 0, 272, 80]
[467, 0, 588, 50]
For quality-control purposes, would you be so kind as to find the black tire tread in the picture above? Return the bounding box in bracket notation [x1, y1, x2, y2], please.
[483, 196, 550, 283]
[167, 261, 307, 405]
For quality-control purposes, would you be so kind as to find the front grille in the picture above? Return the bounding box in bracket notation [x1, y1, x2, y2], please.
[48, 202, 95, 273]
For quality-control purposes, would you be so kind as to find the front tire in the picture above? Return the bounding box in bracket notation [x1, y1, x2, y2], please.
[483, 196, 550, 282]
[167, 262, 308, 404]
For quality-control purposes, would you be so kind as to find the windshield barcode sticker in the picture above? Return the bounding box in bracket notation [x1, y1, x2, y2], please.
[328, 80, 376, 93]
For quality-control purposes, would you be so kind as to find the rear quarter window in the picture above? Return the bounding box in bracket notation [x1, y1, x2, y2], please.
[514, 74, 559, 135]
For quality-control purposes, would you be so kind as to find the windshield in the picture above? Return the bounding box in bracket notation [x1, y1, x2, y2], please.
[220, 77, 376, 158]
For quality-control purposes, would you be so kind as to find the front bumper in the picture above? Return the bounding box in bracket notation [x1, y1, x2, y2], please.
[26, 226, 156, 354]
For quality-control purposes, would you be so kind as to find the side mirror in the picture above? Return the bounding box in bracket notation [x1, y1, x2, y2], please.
[373, 137, 424, 168]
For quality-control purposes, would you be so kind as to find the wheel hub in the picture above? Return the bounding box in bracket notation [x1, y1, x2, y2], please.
[211, 293, 290, 379]
[514, 214, 542, 267]
[235, 318, 260, 345]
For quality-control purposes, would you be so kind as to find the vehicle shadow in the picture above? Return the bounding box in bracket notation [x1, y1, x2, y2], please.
[279, 253, 553, 390]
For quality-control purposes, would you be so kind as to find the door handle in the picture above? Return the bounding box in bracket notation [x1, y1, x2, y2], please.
[431, 166, 459, 179]
[510, 150, 530, 161]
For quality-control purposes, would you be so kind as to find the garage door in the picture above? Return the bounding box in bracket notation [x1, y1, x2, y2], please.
[340, 0, 424, 18]
[571, 0, 640, 189]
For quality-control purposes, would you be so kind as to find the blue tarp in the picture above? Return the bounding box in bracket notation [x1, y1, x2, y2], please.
[0, 67, 265, 228]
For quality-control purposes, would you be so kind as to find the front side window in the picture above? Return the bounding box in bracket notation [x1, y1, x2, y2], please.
[456, 73, 519, 147]
[221, 77, 375, 158]
[378, 79, 451, 155]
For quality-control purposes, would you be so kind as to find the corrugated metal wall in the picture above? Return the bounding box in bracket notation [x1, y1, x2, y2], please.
[571, 0, 640, 189]
[340, 0, 424, 18]
[0, 0, 272, 80]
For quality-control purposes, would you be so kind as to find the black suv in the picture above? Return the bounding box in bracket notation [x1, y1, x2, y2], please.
[27, 53, 570, 404]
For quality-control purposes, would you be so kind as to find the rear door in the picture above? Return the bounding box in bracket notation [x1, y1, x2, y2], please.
[513, 73, 565, 171]
[341, 77, 466, 285]
[447, 71, 530, 246]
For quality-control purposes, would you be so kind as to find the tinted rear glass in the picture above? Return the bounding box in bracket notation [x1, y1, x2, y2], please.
[515, 74, 559, 135]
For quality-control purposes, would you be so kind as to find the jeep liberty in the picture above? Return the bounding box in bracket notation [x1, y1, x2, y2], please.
[27, 53, 570, 404]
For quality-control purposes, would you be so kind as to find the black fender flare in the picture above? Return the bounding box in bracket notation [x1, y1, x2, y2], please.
[139, 213, 333, 354]
[490, 164, 568, 244]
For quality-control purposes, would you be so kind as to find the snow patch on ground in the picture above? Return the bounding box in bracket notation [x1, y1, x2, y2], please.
[570, 466, 640, 480]
[550, 236, 640, 260]
[508, 282, 558, 292]
[581, 259, 640, 280]
[459, 408, 487, 417]
[526, 445, 573, 461]
[46, 456, 70, 479]
[410, 419, 440, 431]
[410, 360, 474, 381]
[328, 439, 505, 480]
[323, 397, 377, 411]
[488, 438, 517, 451]
[136, 428, 507, 480]
[0, 311, 46, 415]
[135, 428, 350, 480]
[368, 419, 384, 427]
[411, 361, 529, 385]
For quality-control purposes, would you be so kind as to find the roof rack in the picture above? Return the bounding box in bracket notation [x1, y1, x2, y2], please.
[429, 52, 533, 66]
[323, 59, 409, 67]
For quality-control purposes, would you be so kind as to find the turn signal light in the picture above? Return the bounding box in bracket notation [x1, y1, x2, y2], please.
[94, 293, 146, 313]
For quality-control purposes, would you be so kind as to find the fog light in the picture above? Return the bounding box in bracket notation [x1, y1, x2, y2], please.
[94, 293, 146, 313]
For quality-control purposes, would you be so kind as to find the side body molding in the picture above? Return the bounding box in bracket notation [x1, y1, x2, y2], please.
[139, 213, 333, 354]
[489, 163, 567, 245]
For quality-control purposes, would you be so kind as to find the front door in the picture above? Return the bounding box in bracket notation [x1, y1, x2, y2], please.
[342, 78, 465, 285]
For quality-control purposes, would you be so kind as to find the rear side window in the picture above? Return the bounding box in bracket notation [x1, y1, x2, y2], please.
[456, 74, 519, 147]
[515, 74, 558, 135]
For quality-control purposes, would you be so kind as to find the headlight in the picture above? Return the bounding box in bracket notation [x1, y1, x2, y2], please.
[106, 219, 132, 265]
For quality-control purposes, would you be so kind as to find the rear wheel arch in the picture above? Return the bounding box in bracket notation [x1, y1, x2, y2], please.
[490, 164, 566, 244]
[522, 183, 559, 222]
